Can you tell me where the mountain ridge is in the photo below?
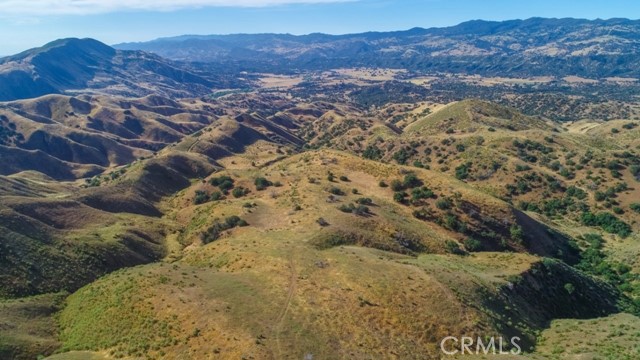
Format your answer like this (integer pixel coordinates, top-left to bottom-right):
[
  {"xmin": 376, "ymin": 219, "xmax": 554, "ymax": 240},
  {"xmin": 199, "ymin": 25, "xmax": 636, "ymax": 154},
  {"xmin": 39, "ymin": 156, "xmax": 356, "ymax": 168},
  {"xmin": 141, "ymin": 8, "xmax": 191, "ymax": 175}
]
[
  {"xmin": 113, "ymin": 17, "xmax": 640, "ymax": 78},
  {"xmin": 0, "ymin": 38, "xmax": 220, "ymax": 102}
]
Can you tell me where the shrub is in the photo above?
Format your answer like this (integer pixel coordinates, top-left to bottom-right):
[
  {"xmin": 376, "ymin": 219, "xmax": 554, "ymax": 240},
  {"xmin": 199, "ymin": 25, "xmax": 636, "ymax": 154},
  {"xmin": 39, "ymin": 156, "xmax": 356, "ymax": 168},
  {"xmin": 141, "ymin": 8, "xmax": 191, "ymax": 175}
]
[
  {"xmin": 255, "ymin": 177, "xmax": 273, "ymax": 191},
  {"xmin": 378, "ymin": 180, "xmax": 388, "ymax": 188},
  {"xmin": 339, "ymin": 175, "xmax": 349, "ymax": 182},
  {"xmin": 390, "ymin": 179, "xmax": 404, "ymax": 192},
  {"xmin": 435, "ymin": 198, "xmax": 452, "ymax": 210},
  {"xmin": 581, "ymin": 211, "xmax": 632, "ymax": 238},
  {"xmin": 328, "ymin": 186, "xmax": 345, "ymax": 196},
  {"xmin": 455, "ymin": 162, "xmax": 472, "ymax": 180},
  {"xmin": 510, "ymin": 224, "xmax": 524, "ymax": 243},
  {"xmin": 218, "ymin": 180, "xmax": 234, "ymax": 192},
  {"xmin": 630, "ymin": 165, "xmax": 640, "ymax": 180},
  {"xmin": 403, "ymin": 173, "xmax": 422, "ymax": 188},
  {"xmin": 411, "ymin": 187, "xmax": 434, "ymax": 201},
  {"xmin": 210, "ymin": 191, "xmax": 223, "ymax": 201},
  {"xmin": 565, "ymin": 186, "xmax": 587, "ymax": 200},
  {"xmin": 209, "ymin": 175, "xmax": 234, "ymax": 187},
  {"xmin": 443, "ymin": 214, "xmax": 461, "ymax": 232},
  {"xmin": 564, "ymin": 283, "xmax": 575, "ymax": 295},
  {"xmin": 394, "ymin": 191, "xmax": 408, "ymax": 203},
  {"xmin": 194, "ymin": 190, "xmax": 210, "ymax": 205},
  {"xmin": 363, "ymin": 145, "xmax": 383, "ymax": 160},
  {"xmin": 463, "ymin": 238, "xmax": 482, "ymax": 252},
  {"xmin": 445, "ymin": 240, "xmax": 464, "ymax": 255},
  {"xmin": 232, "ymin": 187, "xmax": 249, "ymax": 198},
  {"xmin": 356, "ymin": 197, "xmax": 374, "ymax": 205},
  {"xmin": 630, "ymin": 203, "xmax": 640, "ymax": 213},
  {"xmin": 200, "ymin": 216, "xmax": 248, "ymax": 244},
  {"xmin": 316, "ymin": 218, "xmax": 329, "ymax": 226}
]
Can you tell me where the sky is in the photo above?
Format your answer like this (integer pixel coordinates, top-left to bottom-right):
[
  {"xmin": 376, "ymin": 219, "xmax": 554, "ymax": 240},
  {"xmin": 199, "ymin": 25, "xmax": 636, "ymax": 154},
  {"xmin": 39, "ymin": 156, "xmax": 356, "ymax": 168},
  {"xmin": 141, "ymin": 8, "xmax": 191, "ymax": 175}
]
[{"xmin": 0, "ymin": 0, "xmax": 639, "ymax": 55}]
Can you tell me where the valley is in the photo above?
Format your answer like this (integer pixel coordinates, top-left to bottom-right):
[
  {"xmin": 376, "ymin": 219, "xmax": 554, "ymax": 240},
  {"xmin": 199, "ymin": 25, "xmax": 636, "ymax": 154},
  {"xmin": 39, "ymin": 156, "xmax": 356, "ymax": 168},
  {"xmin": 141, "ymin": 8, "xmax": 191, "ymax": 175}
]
[{"xmin": 1, "ymin": 18, "xmax": 640, "ymax": 360}]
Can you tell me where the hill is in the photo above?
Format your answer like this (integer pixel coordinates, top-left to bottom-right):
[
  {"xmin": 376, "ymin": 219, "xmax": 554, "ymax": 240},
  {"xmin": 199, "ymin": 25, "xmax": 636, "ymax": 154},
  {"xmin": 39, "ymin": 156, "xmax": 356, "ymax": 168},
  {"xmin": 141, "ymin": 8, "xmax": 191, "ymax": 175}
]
[
  {"xmin": 0, "ymin": 38, "xmax": 220, "ymax": 101},
  {"xmin": 0, "ymin": 77, "xmax": 639, "ymax": 359},
  {"xmin": 115, "ymin": 18, "xmax": 640, "ymax": 78}
]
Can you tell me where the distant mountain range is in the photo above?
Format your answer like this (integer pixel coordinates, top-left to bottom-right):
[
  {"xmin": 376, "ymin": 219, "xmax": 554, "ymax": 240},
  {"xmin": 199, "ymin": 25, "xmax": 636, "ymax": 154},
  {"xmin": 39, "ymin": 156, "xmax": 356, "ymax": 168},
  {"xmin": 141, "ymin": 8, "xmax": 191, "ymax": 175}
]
[
  {"xmin": 0, "ymin": 38, "xmax": 222, "ymax": 102},
  {"xmin": 115, "ymin": 17, "xmax": 640, "ymax": 78},
  {"xmin": 1, "ymin": 18, "xmax": 639, "ymax": 103}
]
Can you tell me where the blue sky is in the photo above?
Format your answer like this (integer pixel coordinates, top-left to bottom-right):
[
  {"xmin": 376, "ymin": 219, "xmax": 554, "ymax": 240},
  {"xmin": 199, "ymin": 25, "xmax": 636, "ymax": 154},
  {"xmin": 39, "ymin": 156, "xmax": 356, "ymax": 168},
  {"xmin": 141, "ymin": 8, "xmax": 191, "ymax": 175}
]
[{"xmin": 1, "ymin": 0, "xmax": 639, "ymax": 55}]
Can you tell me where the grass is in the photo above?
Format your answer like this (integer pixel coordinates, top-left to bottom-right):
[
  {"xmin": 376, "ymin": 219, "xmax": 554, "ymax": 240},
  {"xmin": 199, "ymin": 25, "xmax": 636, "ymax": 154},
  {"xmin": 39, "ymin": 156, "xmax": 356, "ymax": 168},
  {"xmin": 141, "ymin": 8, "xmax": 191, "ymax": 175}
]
[{"xmin": 534, "ymin": 313, "xmax": 640, "ymax": 359}]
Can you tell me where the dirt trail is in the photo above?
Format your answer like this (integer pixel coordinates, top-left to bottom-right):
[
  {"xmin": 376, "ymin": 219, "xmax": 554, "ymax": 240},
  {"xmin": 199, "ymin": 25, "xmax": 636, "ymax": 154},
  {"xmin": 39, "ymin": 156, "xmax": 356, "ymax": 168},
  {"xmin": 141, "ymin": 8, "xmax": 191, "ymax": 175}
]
[{"xmin": 274, "ymin": 252, "xmax": 297, "ymax": 358}]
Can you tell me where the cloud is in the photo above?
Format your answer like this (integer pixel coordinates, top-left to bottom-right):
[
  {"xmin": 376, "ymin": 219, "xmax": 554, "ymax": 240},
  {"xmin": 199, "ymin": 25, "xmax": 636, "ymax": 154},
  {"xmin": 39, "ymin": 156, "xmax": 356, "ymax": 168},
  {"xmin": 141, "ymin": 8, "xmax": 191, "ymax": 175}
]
[{"xmin": 0, "ymin": 0, "xmax": 353, "ymax": 15}]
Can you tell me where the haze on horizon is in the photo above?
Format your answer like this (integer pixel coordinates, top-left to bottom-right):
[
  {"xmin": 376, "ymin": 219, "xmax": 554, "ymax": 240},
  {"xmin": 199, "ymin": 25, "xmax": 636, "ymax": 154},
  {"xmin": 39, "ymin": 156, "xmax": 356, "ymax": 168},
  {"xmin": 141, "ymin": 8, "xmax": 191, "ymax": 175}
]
[{"xmin": 0, "ymin": 0, "xmax": 639, "ymax": 55}]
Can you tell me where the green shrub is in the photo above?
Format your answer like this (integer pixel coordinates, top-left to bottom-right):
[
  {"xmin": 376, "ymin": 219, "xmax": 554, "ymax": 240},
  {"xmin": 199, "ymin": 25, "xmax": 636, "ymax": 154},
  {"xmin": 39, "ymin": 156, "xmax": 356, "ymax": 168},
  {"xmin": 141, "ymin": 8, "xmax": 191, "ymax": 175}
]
[
  {"xmin": 581, "ymin": 211, "xmax": 632, "ymax": 238},
  {"xmin": 254, "ymin": 177, "xmax": 273, "ymax": 191},
  {"xmin": 200, "ymin": 216, "xmax": 248, "ymax": 244},
  {"xmin": 363, "ymin": 145, "xmax": 383, "ymax": 160},
  {"xmin": 393, "ymin": 191, "xmax": 407, "ymax": 204},
  {"xmin": 510, "ymin": 224, "xmax": 524, "ymax": 242},
  {"xmin": 403, "ymin": 173, "xmax": 422, "ymax": 188},
  {"xmin": 194, "ymin": 190, "xmax": 209, "ymax": 205},
  {"xmin": 411, "ymin": 187, "xmax": 434, "ymax": 201},
  {"xmin": 378, "ymin": 180, "xmax": 388, "ymax": 188},
  {"xmin": 435, "ymin": 198, "xmax": 452, "ymax": 210},
  {"xmin": 390, "ymin": 179, "xmax": 404, "ymax": 192},
  {"xmin": 210, "ymin": 175, "xmax": 234, "ymax": 187},
  {"xmin": 630, "ymin": 203, "xmax": 640, "ymax": 213},
  {"xmin": 445, "ymin": 240, "xmax": 464, "ymax": 255},
  {"xmin": 339, "ymin": 175, "xmax": 349, "ymax": 182},
  {"xmin": 356, "ymin": 198, "xmax": 374, "ymax": 205},
  {"xmin": 463, "ymin": 238, "xmax": 482, "ymax": 252},
  {"xmin": 232, "ymin": 187, "xmax": 249, "ymax": 198},
  {"xmin": 455, "ymin": 162, "xmax": 472, "ymax": 180},
  {"xmin": 210, "ymin": 191, "xmax": 223, "ymax": 201}
]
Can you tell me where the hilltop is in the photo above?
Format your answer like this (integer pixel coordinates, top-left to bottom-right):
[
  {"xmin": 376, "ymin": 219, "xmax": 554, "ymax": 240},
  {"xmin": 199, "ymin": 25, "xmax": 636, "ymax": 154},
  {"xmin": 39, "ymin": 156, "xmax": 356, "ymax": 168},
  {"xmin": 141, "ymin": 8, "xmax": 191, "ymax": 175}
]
[{"xmin": 0, "ymin": 38, "xmax": 241, "ymax": 101}]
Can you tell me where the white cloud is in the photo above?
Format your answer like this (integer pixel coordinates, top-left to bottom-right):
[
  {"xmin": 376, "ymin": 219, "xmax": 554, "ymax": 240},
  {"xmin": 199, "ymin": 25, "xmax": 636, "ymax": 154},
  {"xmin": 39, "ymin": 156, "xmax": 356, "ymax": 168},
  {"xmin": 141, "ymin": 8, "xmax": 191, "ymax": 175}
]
[{"xmin": 0, "ymin": 0, "xmax": 352, "ymax": 15}]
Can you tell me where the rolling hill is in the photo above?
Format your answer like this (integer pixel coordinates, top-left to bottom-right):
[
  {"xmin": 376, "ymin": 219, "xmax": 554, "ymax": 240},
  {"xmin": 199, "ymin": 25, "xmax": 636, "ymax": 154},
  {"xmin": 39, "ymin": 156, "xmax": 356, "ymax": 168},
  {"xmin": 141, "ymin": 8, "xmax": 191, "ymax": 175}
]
[
  {"xmin": 0, "ymin": 38, "xmax": 219, "ymax": 101},
  {"xmin": 1, "ymin": 28, "xmax": 640, "ymax": 360}
]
